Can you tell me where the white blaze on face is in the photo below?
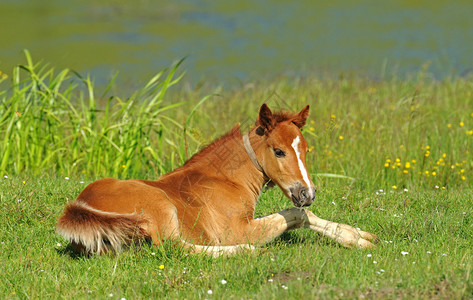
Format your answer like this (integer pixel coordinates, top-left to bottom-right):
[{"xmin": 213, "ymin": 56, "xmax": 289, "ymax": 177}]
[{"xmin": 291, "ymin": 136, "xmax": 313, "ymax": 198}]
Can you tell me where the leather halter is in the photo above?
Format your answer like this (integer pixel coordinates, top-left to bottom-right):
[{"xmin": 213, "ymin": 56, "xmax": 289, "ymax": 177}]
[
  {"xmin": 242, "ymin": 133, "xmax": 264, "ymax": 173},
  {"xmin": 242, "ymin": 133, "xmax": 274, "ymax": 192}
]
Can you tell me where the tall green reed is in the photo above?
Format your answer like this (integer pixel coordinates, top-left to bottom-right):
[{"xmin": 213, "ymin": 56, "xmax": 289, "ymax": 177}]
[{"xmin": 0, "ymin": 51, "xmax": 197, "ymax": 178}]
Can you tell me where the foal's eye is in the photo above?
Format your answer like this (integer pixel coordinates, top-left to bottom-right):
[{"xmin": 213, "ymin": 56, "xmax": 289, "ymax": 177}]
[{"xmin": 273, "ymin": 148, "xmax": 286, "ymax": 158}]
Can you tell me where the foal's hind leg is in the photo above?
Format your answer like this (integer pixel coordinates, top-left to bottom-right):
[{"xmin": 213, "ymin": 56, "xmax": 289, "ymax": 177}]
[
  {"xmin": 146, "ymin": 206, "xmax": 255, "ymax": 257},
  {"xmin": 249, "ymin": 208, "xmax": 377, "ymax": 249},
  {"xmin": 180, "ymin": 241, "xmax": 255, "ymax": 257}
]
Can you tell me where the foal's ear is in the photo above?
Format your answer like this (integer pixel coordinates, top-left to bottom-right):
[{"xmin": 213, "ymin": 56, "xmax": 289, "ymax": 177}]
[
  {"xmin": 292, "ymin": 105, "xmax": 310, "ymax": 128},
  {"xmin": 258, "ymin": 103, "xmax": 276, "ymax": 133}
]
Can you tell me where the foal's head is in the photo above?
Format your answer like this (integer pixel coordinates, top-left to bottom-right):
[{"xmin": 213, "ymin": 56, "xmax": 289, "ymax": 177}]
[{"xmin": 255, "ymin": 104, "xmax": 316, "ymax": 207}]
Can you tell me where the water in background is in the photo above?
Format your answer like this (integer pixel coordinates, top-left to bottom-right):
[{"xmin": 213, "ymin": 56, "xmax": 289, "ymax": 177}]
[{"xmin": 1, "ymin": 0, "xmax": 472, "ymax": 87}]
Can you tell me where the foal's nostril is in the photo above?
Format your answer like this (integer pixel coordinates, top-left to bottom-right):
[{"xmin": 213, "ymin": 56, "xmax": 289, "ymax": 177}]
[
  {"xmin": 300, "ymin": 189, "xmax": 308, "ymax": 200},
  {"xmin": 290, "ymin": 183, "xmax": 315, "ymax": 207}
]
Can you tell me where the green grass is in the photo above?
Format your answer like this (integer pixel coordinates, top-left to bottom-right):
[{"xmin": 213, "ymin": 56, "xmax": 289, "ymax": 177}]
[
  {"xmin": 0, "ymin": 53, "xmax": 472, "ymax": 298},
  {"xmin": 1, "ymin": 176, "xmax": 472, "ymax": 298}
]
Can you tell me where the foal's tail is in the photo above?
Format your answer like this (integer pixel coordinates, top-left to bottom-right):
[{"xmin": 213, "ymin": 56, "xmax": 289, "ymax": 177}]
[{"xmin": 56, "ymin": 201, "xmax": 149, "ymax": 255}]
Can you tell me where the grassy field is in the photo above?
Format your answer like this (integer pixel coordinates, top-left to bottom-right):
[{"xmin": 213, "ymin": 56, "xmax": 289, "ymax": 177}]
[{"xmin": 0, "ymin": 54, "xmax": 472, "ymax": 298}]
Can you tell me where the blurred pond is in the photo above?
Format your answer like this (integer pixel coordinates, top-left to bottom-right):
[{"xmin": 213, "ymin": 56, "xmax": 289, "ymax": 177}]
[{"xmin": 1, "ymin": 0, "xmax": 472, "ymax": 87}]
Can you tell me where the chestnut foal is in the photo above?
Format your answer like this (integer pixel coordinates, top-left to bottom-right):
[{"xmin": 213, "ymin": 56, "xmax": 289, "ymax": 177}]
[{"xmin": 57, "ymin": 104, "xmax": 377, "ymax": 256}]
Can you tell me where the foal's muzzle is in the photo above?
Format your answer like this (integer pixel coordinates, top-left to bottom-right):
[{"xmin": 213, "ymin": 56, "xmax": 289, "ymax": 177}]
[{"xmin": 289, "ymin": 182, "xmax": 316, "ymax": 207}]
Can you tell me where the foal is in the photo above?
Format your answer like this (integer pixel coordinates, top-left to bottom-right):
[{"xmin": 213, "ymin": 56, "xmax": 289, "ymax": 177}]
[{"xmin": 57, "ymin": 104, "xmax": 377, "ymax": 256}]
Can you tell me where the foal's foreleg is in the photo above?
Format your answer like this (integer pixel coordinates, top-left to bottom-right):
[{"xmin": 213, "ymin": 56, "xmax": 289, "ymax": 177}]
[
  {"xmin": 249, "ymin": 208, "xmax": 309, "ymax": 245},
  {"xmin": 300, "ymin": 209, "xmax": 377, "ymax": 248},
  {"xmin": 250, "ymin": 208, "xmax": 377, "ymax": 249}
]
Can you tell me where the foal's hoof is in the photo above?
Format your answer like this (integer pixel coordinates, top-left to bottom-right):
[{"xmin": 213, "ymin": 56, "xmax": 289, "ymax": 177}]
[
  {"xmin": 357, "ymin": 238, "xmax": 376, "ymax": 249},
  {"xmin": 355, "ymin": 230, "xmax": 378, "ymax": 249},
  {"xmin": 358, "ymin": 230, "xmax": 379, "ymax": 243}
]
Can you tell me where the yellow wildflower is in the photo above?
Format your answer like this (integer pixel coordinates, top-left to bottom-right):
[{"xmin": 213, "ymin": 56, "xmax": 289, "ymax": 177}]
[
  {"xmin": 384, "ymin": 163, "xmax": 389, "ymax": 168},
  {"xmin": 392, "ymin": 185, "xmax": 398, "ymax": 189},
  {"xmin": 447, "ymin": 123, "xmax": 452, "ymax": 128},
  {"xmin": 432, "ymin": 171, "xmax": 437, "ymax": 176},
  {"xmin": 22, "ymin": 181, "xmax": 26, "ymax": 184},
  {"xmin": 467, "ymin": 130, "xmax": 473, "ymax": 135},
  {"xmin": 339, "ymin": 136, "xmax": 344, "ymax": 140},
  {"xmin": 461, "ymin": 176, "xmax": 466, "ymax": 181},
  {"xmin": 405, "ymin": 162, "xmax": 411, "ymax": 169},
  {"xmin": 412, "ymin": 159, "xmax": 417, "ymax": 164},
  {"xmin": 403, "ymin": 170, "xmax": 408, "ymax": 174},
  {"xmin": 331, "ymin": 114, "xmax": 336, "ymax": 120},
  {"xmin": 159, "ymin": 265, "xmax": 164, "ymax": 270},
  {"xmin": 460, "ymin": 121, "xmax": 464, "ymax": 127}
]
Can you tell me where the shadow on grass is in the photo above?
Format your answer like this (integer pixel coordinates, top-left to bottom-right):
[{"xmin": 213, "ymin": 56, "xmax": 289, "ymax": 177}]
[
  {"xmin": 269, "ymin": 230, "xmax": 337, "ymax": 247},
  {"xmin": 55, "ymin": 244, "xmax": 88, "ymax": 260},
  {"xmin": 54, "ymin": 238, "xmax": 182, "ymax": 260}
]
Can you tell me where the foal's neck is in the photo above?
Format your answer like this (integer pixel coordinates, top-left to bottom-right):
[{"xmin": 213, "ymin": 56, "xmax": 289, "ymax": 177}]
[{"xmin": 194, "ymin": 129, "xmax": 267, "ymax": 200}]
